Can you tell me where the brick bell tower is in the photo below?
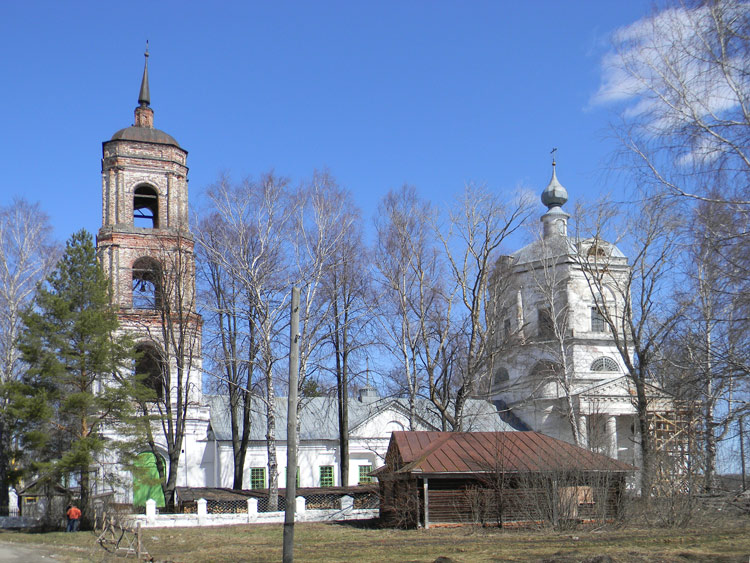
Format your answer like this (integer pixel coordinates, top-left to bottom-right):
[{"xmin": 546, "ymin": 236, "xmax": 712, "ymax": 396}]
[{"xmin": 97, "ymin": 48, "xmax": 202, "ymax": 404}]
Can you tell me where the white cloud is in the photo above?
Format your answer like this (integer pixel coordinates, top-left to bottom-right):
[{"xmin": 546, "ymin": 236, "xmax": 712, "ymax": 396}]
[{"xmin": 592, "ymin": 1, "xmax": 750, "ymax": 166}]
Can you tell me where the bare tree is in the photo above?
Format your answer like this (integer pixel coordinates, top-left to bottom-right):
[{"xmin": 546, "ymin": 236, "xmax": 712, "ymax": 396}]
[
  {"xmin": 0, "ymin": 199, "xmax": 57, "ymax": 515},
  {"xmin": 201, "ymin": 173, "xmax": 294, "ymax": 508},
  {"xmin": 573, "ymin": 193, "xmax": 685, "ymax": 494},
  {"xmin": 196, "ymin": 209, "xmax": 258, "ymax": 489},
  {"xmin": 596, "ymin": 1, "xmax": 750, "ymax": 490},
  {"xmin": 527, "ymin": 233, "xmax": 583, "ymax": 446},
  {"xmin": 131, "ymin": 225, "xmax": 202, "ymax": 511},
  {"xmin": 290, "ymin": 172, "xmax": 354, "ymax": 403},
  {"xmin": 663, "ymin": 197, "xmax": 750, "ymax": 491},
  {"xmin": 321, "ymin": 203, "xmax": 371, "ymax": 487},
  {"xmin": 434, "ymin": 184, "xmax": 532, "ymax": 430},
  {"xmin": 374, "ymin": 186, "xmax": 441, "ymax": 429},
  {"xmin": 291, "ymin": 171, "xmax": 374, "ymax": 488},
  {"xmin": 596, "ymin": 0, "xmax": 750, "ymax": 206}
]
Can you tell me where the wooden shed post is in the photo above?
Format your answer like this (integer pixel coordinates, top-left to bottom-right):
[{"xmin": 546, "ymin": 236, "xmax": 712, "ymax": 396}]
[{"xmin": 423, "ymin": 477, "xmax": 429, "ymax": 529}]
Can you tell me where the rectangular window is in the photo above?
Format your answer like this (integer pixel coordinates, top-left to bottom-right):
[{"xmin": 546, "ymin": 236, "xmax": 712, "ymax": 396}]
[
  {"xmin": 538, "ymin": 308, "xmax": 554, "ymax": 338},
  {"xmin": 358, "ymin": 465, "xmax": 373, "ymax": 484},
  {"xmin": 250, "ymin": 467, "xmax": 266, "ymax": 489},
  {"xmin": 319, "ymin": 465, "xmax": 334, "ymax": 487},
  {"xmin": 591, "ymin": 307, "xmax": 606, "ymax": 332}
]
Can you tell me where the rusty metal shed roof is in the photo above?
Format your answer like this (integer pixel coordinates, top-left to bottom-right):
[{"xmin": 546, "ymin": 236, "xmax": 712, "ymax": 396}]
[{"xmin": 385, "ymin": 431, "xmax": 635, "ymax": 475}]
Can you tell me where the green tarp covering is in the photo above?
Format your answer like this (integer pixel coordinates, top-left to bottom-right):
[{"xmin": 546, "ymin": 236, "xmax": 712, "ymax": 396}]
[{"xmin": 133, "ymin": 452, "xmax": 166, "ymax": 508}]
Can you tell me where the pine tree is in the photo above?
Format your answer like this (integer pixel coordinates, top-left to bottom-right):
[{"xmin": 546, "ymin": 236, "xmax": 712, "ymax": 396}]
[{"xmin": 18, "ymin": 230, "xmax": 133, "ymax": 526}]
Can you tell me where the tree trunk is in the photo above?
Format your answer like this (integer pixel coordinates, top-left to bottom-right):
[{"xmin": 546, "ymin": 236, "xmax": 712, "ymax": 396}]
[
  {"xmin": 80, "ymin": 466, "xmax": 90, "ymax": 529},
  {"xmin": 266, "ymin": 365, "xmax": 278, "ymax": 510},
  {"xmin": 0, "ymin": 418, "xmax": 9, "ymax": 516}
]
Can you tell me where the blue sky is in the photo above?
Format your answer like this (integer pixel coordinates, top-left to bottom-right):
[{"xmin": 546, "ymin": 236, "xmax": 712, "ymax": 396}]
[{"xmin": 0, "ymin": 1, "xmax": 650, "ymax": 242}]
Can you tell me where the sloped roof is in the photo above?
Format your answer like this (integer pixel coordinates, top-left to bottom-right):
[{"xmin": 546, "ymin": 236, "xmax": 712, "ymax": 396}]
[
  {"xmin": 384, "ymin": 431, "xmax": 635, "ymax": 475},
  {"xmin": 109, "ymin": 126, "xmax": 181, "ymax": 147},
  {"xmin": 205, "ymin": 395, "xmax": 513, "ymax": 442},
  {"xmin": 511, "ymin": 236, "xmax": 627, "ymax": 266}
]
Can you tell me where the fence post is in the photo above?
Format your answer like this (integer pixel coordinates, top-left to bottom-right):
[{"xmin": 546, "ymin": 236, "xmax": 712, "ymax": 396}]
[
  {"xmin": 197, "ymin": 498, "xmax": 207, "ymax": 517},
  {"xmin": 145, "ymin": 499, "xmax": 156, "ymax": 520},
  {"xmin": 137, "ymin": 521, "xmax": 142, "ymax": 558},
  {"xmin": 247, "ymin": 498, "xmax": 258, "ymax": 523},
  {"xmin": 295, "ymin": 496, "xmax": 306, "ymax": 514},
  {"xmin": 340, "ymin": 495, "xmax": 354, "ymax": 511}
]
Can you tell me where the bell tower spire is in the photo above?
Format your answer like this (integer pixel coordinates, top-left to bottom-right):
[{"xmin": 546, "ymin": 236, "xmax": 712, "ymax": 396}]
[{"xmin": 134, "ymin": 43, "xmax": 154, "ymax": 129}]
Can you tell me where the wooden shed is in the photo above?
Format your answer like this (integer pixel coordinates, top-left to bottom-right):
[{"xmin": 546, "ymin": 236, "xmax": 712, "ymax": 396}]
[{"xmin": 375, "ymin": 431, "xmax": 635, "ymax": 528}]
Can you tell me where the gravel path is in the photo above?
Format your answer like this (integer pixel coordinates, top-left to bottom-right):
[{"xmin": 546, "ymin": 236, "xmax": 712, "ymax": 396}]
[{"xmin": 0, "ymin": 542, "xmax": 59, "ymax": 562}]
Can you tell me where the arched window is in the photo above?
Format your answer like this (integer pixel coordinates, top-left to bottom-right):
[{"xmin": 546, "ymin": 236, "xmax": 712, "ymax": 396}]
[
  {"xmin": 135, "ymin": 342, "xmax": 165, "ymax": 401},
  {"xmin": 132, "ymin": 257, "xmax": 162, "ymax": 309},
  {"xmin": 134, "ymin": 185, "xmax": 159, "ymax": 228},
  {"xmin": 493, "ymin": 367, "xmax": 509, "ymax": 388},
  {"xmin": 587, "ymin": 243, "xmax": 607, "ymax": 257},
  {"xmin": 384, "ymin": 420, "xmax": 405, "ymax": 433},
  {"xmin": 530, "ymin": 360, "xmax": 562, "ymax": 379},
  {"xmin": 590, "ymin": 357, "xmax": 619, "ymax": 372}
]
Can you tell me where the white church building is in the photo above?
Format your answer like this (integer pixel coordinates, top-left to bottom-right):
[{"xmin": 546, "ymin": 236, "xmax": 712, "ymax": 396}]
[
  {"xmin": 94, "ymin": 53, "xmax": 511, "ymax": 507},
  {"xmin": 484, "ymin": 163, "xmax": 677, "ymax": 471},
  {"xmin": 84, "ymin": 53, "xmax": 687, "ymax": 509}
]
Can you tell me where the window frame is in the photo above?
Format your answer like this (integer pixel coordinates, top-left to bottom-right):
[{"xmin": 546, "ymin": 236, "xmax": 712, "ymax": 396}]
[
  {"xmin": 590, "ymin": 307, "xmax": 607, "ymax": 333},
  {"xmin": 319, "ymin": 465, "xmax": 334, "ymax": 488},
  {"xmin": 358, "ymin": 464, "xmax": 373, "ymax": 485},
  {"xmin": 250, "ymin": 467, "xmax": 266, "ymax": 490},
  {"xmin": 590, "ymin": 356, "xmax": 619, "ymax": 372}
]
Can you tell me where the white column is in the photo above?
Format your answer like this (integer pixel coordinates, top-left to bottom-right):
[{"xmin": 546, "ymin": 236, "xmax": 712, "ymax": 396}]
[
  {"xmin": 197, "ymin": 498, "xmax": 207, "ymax": 517},
  {"xmin": 606, "ymin": 416, "xmax": 617, "ymax": 459},
  {"xmin": 578, "ymin": 414, "xmax": 588, "ymax": 448},
  {"xmin": 423, "ymin": 478, "xmax": 430, "ymax": 530}
]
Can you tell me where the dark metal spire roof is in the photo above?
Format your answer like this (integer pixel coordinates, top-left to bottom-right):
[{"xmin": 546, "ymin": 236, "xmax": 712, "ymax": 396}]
[
  {"xmin": 107, "ymin": 44, "xmax": 182, "ymax": 148},
  {"xmin": 138, "ymin": 43, "xmax": 150, "ymax": 107}
]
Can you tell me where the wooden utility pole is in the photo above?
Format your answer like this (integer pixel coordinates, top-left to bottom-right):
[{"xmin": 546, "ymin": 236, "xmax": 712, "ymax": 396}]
[
  {"xmin": 740, "ymin": 415, "xmax": 746, "ymax": 491},
  {"xmin": 283, "ymin": 287, "xmax": 300, "ymax": 563}
]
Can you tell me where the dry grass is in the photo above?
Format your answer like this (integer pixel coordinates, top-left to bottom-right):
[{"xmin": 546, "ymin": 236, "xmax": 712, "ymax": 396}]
[{"xmin": 0, "ymin": 519, "xmax": 749, "ymax": 562}]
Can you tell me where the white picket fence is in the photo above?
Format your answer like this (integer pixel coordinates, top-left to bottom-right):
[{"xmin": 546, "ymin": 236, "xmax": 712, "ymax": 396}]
[{"xmin": 128, "ymin": 496, "xmax": 378, "ymax": 528}]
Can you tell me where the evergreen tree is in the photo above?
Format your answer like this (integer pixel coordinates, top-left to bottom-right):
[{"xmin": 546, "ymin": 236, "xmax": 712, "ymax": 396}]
[{"xmin": 18, "ymin": 230, "xmax": 133, "ymax": 525}]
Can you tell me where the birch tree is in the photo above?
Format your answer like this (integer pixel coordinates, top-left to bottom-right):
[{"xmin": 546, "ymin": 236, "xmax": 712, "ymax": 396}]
[
  {"xmin": 435, "ymin": 184, "xmax": 532, "ymax": 430},
  {"xmin": 374, "ymin": 186, "xmax": 440, "ymax": 429},
  {"xmin": 201, "ymin": 173, "xmax": 294, "ymax": 508},
  {"xmin": 573, "ymin": 193, "xmax": 685, "ymax": 494},
  {"xmin": 0, "ymin": 199, "xmax": 57, "ymax": 515}
]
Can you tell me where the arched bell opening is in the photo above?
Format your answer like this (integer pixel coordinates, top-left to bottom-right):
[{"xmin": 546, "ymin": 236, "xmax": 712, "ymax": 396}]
[
  {"xmin": 132, "ymin": 257, "xmax": 162, "ymax": 309},
  {"xmin": 135, "ymin": 341, "xmax": 166, "ymax": 402},
  {"xmin": 133, "ymin": 185, "xmax": 159, "ymax": 229}
]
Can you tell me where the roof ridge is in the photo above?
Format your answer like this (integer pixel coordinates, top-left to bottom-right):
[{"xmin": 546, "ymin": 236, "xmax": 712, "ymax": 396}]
[{"xmin": 401, "ymin": 432, "xmax": 455, "ymax": 471}]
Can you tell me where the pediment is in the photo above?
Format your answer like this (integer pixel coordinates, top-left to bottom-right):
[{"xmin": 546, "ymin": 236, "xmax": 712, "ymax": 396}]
[{"xmin": 575, "ymin": 376, "xmax": 671, "ymax": 401}]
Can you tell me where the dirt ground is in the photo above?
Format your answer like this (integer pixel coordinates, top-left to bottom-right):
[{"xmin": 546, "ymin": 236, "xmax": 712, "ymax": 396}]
[{"xmin": 1, "ymin": 519, "xmax": 748, "ymax": 562}]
